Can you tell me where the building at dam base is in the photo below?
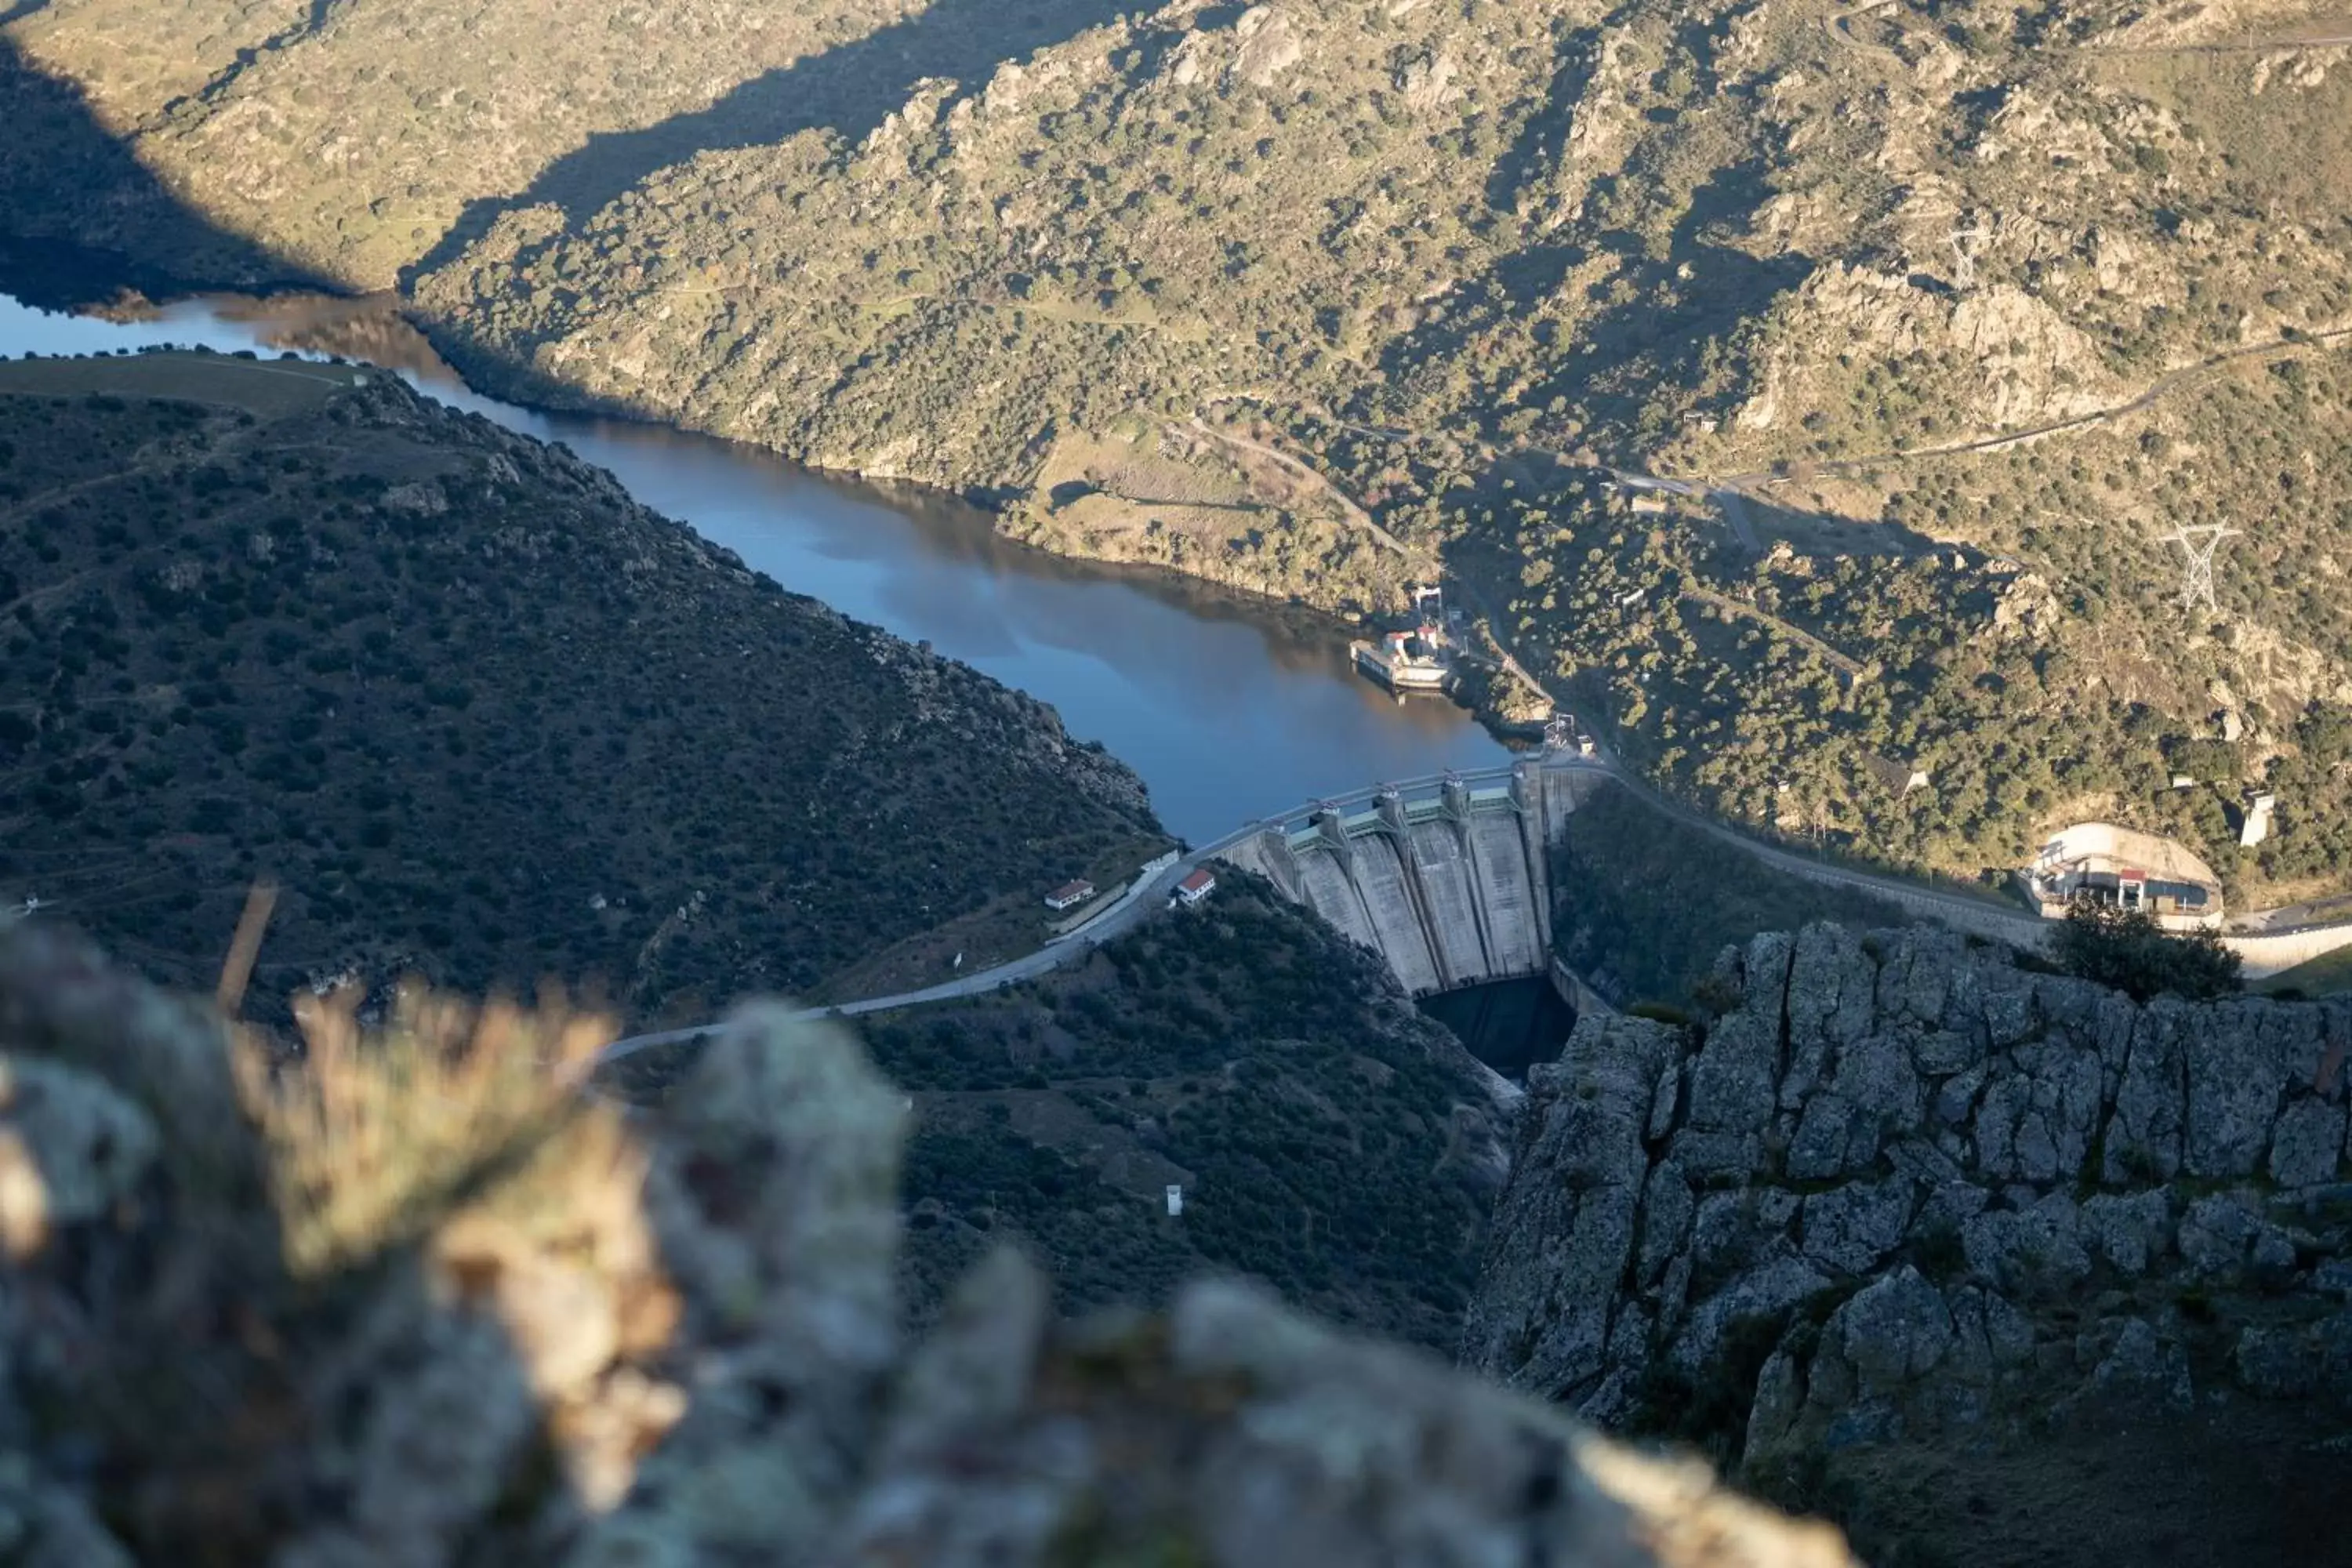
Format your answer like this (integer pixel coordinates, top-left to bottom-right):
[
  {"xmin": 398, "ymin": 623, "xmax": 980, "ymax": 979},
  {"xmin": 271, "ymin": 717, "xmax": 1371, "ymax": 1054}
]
[{"xmin": 1215, "ymin": 760, "xmax": 1609, "ymax": 999}]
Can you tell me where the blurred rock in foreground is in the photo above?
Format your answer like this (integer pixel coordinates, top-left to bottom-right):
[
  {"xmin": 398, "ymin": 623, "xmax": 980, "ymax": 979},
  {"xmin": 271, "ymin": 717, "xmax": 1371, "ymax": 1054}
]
[{"xmin": 0, "ymin": 916, "xmax": 1853, "ymax": 1566}]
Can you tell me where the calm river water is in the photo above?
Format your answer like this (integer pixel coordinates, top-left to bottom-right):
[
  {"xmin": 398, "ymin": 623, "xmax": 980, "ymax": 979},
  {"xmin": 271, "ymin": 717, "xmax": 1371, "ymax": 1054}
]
[{"xmin": 0, "ymin": 292, "xmax": 1509, "ymax": 843}]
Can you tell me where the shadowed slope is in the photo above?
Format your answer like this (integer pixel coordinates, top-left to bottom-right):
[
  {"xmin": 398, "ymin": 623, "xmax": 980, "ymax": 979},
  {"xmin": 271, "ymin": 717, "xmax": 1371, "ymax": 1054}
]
[
  {"xmin": 0, "ymin": 37, "xmax": 317, "ymax": 305},
  {"xmin": 404, "ymin": 0, "xmax": 1138, "ymax": 285}
]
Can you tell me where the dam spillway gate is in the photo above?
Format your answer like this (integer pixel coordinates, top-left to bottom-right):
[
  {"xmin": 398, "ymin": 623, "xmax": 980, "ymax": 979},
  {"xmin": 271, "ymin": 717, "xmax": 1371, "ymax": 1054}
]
[{"xmin": 1216, "ymin": 760, "xmax": 1603, "ymax": 997}]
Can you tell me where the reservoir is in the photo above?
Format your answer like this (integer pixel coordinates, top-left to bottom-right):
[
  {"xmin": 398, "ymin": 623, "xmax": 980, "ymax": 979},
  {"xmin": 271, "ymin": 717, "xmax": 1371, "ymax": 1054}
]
[{"xmin": 0, "ymin": 291, "xmax": 1511, "ymax": 846}]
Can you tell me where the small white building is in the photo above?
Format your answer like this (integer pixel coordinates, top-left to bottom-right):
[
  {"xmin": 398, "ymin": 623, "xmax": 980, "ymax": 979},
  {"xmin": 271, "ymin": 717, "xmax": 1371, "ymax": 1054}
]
[
  {"xmin": 1044, "ymin": 879, "xmax": 1096, "ymax": 913},
  {"xmin": 2241, "ymin": 792, "xmax": 2277, "ymax": 848},
  {"xmin": 1165, "ymin": 1185, "xmax": 1185, "ymax": 1218},
  {"xmin": 1175, "ymin": 868, "xmax": 1218, "ymax": 906},
  {"xmin": 2018, "ymin": 822, "xmax": 2224, "ymax": 928}
]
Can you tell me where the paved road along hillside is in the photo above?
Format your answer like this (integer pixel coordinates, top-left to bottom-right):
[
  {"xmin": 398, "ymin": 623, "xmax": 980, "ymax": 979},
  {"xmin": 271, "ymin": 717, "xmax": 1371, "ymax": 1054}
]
[{"xmin": 597, "ymin": 752, "xmax": 2060, "ymax": 1064}]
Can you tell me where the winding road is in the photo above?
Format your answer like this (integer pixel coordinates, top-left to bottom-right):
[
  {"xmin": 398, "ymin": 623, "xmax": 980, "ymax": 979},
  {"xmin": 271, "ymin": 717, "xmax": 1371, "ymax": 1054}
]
[
  {"xmin": 1185, "ymin": 415, "xmax": 1414, "ymax": 555},
  {"xmin": 603, "ymin": 822, "xmax": 1255, "ymax": 1062},
  {"xmin": 595, "ymin": 741, "xmax": 2064, "ymax": 1065}
]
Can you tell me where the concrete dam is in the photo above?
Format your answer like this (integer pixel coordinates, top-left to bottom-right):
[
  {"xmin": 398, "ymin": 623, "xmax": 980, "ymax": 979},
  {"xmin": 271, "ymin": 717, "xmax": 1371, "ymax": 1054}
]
[{"xmin": 1216, "ymin": 760, "xmax": 1610, "ymax": 997}]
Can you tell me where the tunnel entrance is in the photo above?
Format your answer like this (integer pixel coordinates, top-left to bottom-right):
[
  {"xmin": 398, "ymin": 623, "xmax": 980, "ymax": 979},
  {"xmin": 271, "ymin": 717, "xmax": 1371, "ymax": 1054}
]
[{"xmin": 1418, "ymin": 975, "xmax": 1575, "ymax": 1081}]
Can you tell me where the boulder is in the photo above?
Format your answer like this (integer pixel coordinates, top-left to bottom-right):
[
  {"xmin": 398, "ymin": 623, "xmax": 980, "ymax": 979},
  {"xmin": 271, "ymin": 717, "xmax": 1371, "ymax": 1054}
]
[
  {"xmin": 2105, "ymin": 1007, "xmax": 2190, "ymax": 1182},
  {"xmin": 2176, "ymin": 1192, "xmax": 2263, "ymax": 1283},
  {"xmin": 1961, "ymin": 1193, "xmax": 2089, "ymax": 1296},
  {"xmin": 2269, "ymin": 1096, "xmax": 2347, "ymax": 1189},
  {"xmin": 1668, "ymin": 1251, "xmax": 1834, "ymax": 1374},
  {"xmin": 1872, "ymin": 927, "xmax": 1965, "ymax": 1025},
  {"xmin": 2182, "ymin": 1001, "xmax": 2292, "ymax": 1178},
  {"xmin": 1828, "ymin": 1267, "xmax": 1954, "ymax": 1392},
  {"xmin": 1886, "ymin": 1139, "xmax": 1965, "ymax": 1189},
  {"xmin": 1787, "ymin": 1036, "xmax": 1923, "ymax": 1179},
  {"xmin": 0, "ymin": 1055, "xmax": 159, "ymax": 1256},
  {"xmin": 1915, "ymin": 1180, "xmax": 1991, "ymax": 1236},
  {"xmin": 2079, "ymin": 1189, "xmax": 2172, "ymax": 1276},
  {"xmin": 1780, "ymin": 924, "xmax": 1880, "ymax": 1110},
  {"xmin": 1942, "ymin": 1284, "xmax": 2035, "ymax": 1384},
  {"xmin": 1801, "ymin": 1178, "xmax": 1917, "ymax": 1276},
  {"xmin": 1971, "ymin": 1043, "xmax": 2101, "ymax": 1184},
  {"xmin": 1666, "ymin": 1128, "xmax": 1763, "ymax": 1181},
  {"xmin": 1785, "ymin": 1093, "xmax": 1859, "ymax": 1181},
  {"xmin": 1688, "ymin": 1011, "xmax": 1782, "ymax": 1135},
  {"xmin": 1910, "ymin": 1029, "xmax": 1982, "ymax": 1076},
  {"xmin": 1930, "ymin": 1062, "xmax": 1987, "ymax": 1130},
  {"xmin": 1824, "ymin": 1033, "xmax": 1925, "ymax": 1173},
  {"xmin": 1974, "ymin": 964, "xmax": 2039, "ymax": 1051},
  {"xmin": 1690, "ymin": 1190, "xmax": 1789, "ymax": 1296},
  {"xmin": 1636, "ymin": 1163, "xmax": 1696, "ymax": 1290},
  {"xmin": 2252, "ymin": 1225, "xmax": 2300, "ymax": 1282}
]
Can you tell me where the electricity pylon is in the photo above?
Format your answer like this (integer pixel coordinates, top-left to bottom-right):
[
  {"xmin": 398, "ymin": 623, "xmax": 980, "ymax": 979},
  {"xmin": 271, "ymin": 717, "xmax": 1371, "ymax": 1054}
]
[{"xmin": 2161, "ymin": 524, "xmax": 2240, "ymax": 613}]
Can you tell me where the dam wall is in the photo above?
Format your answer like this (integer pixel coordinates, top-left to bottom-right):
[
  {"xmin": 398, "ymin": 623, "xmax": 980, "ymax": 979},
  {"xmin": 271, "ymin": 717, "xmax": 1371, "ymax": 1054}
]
[
  {"xmin": 1218, "ymin": 759, "xmax": 1610, "ymax": 998},
  {"xmin": 2226, "ymin": 922, "xmax": 2352, "ymax": 981}
]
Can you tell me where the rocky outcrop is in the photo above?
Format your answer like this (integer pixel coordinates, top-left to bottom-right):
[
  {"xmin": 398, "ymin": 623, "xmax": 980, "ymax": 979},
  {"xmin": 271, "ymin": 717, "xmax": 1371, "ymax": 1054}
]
[
  {"xmin": 1465, "ymin": 922, "xmax": 2352, "ymax": 1457},
  {"xmin": 0, "ymin": 918, "xmax": 1859, "ymax": 1566}
]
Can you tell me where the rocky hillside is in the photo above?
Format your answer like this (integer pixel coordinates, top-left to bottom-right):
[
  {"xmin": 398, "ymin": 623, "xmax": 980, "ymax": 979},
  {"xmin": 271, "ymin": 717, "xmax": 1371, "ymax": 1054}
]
[
  {"xmin": 405, "ymin": 0, "xmax": 2350, "ymax": 904},
  {"xmin": 606, "ymin": 875, "xmax": 1514, "ymax": 1351},
  {"xmin": 10, "ymin": 0, "xmax": 2352, "ymax": 893},
  {"xmin": 0, "ymin": 350, "xmax": 1163, "ymax": 1026},
  {"xmin": 1465, "ymin": 919, "xmax": 2352, "ymax": 1565},
  {"xmin": 0, "ymin": 915, "xmax": 1859, "ymax": 1566},
  {"xmin": 0, "ymin": 0, "xmax": 946, "ymax": 289}
]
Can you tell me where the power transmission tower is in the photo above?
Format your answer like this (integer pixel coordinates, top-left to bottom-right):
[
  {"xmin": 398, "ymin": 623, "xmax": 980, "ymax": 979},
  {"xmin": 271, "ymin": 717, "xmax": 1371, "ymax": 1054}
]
[
  {"xmin": 2161, "ymin": 524, "xmax": 2241, "ymax": 613},
  {"xmin": 1948, "ymin": 216, "xmax": 1991, "ymax": 292}
]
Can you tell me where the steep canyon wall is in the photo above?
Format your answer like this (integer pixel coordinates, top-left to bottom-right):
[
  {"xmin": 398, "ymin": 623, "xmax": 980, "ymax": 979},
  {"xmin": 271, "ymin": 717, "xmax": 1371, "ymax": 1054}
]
[{"xmin": 1465, "ymin": 922, "xmax": 2352, "ymax": 1447}]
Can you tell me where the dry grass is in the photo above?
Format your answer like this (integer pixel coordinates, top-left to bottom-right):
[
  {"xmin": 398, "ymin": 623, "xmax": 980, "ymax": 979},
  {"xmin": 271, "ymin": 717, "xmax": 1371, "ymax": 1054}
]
[
  {"xmin": 0, "ymin": 350, "xmax": 364, "ymax": 416},
  {"xmin": 232, "ymin": 982, "xmax": 615, "ymax": 1277}
]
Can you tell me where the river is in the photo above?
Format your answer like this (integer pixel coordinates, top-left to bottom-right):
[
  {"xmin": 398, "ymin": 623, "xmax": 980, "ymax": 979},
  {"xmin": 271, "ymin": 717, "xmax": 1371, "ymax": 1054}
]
[{"xmin": 0, "ymin": 290, "xmax": 1510, "ymax": 844}]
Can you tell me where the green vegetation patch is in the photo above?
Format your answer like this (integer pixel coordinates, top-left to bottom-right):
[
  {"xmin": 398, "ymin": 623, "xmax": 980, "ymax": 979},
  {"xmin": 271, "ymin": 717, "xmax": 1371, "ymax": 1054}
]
[
  {"xmin": 1552, "ymin": 781, "xmax": 1908, "ymax": 1008},
  {"xmin": 0, "ymin": 354, "xmax": 1163, "ymax": 1026},
  {"xmin": 2049, "ymin": 902, "xmax": 2241, "ymax": 1002},
  {"xmin": 607, "ymin": 877, "xmax": 1503, "ymax": 1350}
]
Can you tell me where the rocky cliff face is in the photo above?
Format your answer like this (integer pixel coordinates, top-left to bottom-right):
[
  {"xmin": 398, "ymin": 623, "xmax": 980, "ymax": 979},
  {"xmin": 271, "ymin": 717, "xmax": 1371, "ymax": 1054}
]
[
  {"xmin": 1464, "ymin": 921, "xmax": 2352, "ymax": 1559},
  {"xmin": 0, "ymin": 917, "xmax": 1857, "ymax": 1567}
]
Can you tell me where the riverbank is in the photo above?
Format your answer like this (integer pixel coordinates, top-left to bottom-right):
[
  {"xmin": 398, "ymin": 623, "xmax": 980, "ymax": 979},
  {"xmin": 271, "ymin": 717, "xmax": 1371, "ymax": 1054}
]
[
  {"xmin": 0, "ymin": 286, "xmax": 1515, "ymax": 846},
  {"xmin": 0, "ymin": 229, "xmax": 1551, "ymax": 752}
]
